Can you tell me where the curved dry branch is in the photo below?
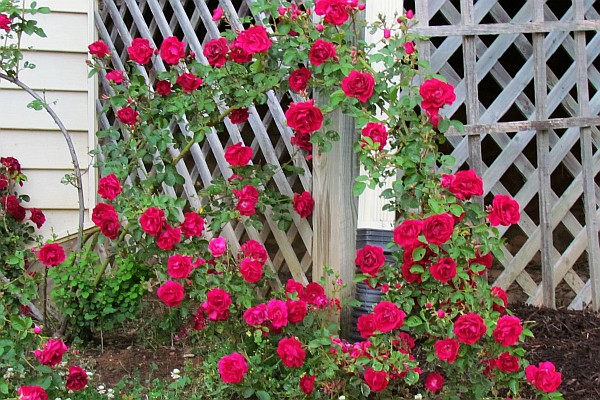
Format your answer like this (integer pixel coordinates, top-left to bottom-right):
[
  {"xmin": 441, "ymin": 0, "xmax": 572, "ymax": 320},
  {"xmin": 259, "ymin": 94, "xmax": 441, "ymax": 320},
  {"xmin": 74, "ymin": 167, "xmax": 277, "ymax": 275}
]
[{"xmin": 0, "ymin": 72, "xmax": 85, "ymax": 250}]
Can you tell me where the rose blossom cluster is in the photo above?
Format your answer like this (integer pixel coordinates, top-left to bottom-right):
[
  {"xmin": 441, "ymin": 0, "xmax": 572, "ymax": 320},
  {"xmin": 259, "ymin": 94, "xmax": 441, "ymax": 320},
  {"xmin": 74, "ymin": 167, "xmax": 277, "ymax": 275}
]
[
  {"xmin": 20, "ymin": 338, "xmax": 89, "ymax": 398},
  {"xmin": 1, "ymin": 156, "xmax": 46, "ymax": 228}
]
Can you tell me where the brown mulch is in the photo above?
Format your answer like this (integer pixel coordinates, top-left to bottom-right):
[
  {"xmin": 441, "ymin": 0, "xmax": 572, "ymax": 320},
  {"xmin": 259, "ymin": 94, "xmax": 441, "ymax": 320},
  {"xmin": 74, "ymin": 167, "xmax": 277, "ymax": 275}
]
[
  {"xmin": 85, "ymin": 305, "xmax": 600, "ymax": 399},
  {"xmin": 512, "ymin": 303, "xmax": 600, "ymax": 399}
]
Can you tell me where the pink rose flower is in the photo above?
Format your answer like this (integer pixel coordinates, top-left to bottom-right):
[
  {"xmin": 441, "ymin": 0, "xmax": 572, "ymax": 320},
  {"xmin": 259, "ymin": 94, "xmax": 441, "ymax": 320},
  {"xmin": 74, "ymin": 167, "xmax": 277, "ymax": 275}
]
[
  {"xmin": 218, "ymin": 353, "xmax": 248, "ymax": 384},
  {"xmin": 159, "ymin": 36, "xmax": 186, "ymax": 65},
  {"xmin": 128, "ymin": 38, "xmax": 154, "ymax": 65},
  {"xmin": 157, "ymin": 280, "xmax": 185, "ymax": 307},
  {"xmin": 208, "ymin": 237, "xmax": 227, "ymax": 257}
]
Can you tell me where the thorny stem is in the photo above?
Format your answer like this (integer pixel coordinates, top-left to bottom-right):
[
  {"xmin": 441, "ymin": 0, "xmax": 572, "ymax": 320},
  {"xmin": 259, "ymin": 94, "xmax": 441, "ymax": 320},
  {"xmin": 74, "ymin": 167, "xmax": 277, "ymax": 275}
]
[{"xmin": 93, "ymin": 222, "xmax": 130, "ymax": 287}]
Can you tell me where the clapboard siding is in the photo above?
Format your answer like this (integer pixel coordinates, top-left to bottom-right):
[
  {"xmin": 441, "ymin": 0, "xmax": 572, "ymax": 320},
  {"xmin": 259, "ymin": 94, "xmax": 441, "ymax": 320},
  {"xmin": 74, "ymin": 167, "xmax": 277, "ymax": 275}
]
[
  {"xmin": 0, "ymin": 52, "xmax": 89, "ymax": 91},
  {"xmin": 18, "ymin": 169, "xmax": 90, "ymax": 210},
  {"xmin": 0, "ymin": 89, "xmax": 88, "ymax": 131},
  {"xmin": 0, "ymin": 130, "xmax": 90, "ymax": 169},
  {"xmin": 1, "ymin": 0, "xmax": 94, "ymax": 240},
  {"xmin": 20, "ymin": 12, "xmax": 89, "ymax": 53}
]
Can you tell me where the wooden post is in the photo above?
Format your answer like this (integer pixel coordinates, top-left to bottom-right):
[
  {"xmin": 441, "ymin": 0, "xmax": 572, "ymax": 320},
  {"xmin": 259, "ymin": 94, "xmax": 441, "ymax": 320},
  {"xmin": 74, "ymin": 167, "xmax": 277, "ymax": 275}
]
[
  {"xmin": 533, "ymin": 0, "xmax": 555, "ymax": 309},
  {"xmin": 574, "ymin": 0, "xmax": 600, "ymax": 311},
  {"xmin": 312, "ymin": 105, "xmax": 359, "ymax": 336}
]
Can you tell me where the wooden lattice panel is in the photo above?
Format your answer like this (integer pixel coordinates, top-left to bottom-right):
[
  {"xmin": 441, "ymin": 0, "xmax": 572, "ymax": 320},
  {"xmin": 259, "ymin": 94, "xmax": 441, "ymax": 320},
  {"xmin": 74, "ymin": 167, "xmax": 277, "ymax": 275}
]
[
  {"xmin": 408, "ymin": 0, "xmax": 600, "ymax": 309},
  {"xmin": 95, "ymin": 0, "xmax": 313, "ymax": 287}
]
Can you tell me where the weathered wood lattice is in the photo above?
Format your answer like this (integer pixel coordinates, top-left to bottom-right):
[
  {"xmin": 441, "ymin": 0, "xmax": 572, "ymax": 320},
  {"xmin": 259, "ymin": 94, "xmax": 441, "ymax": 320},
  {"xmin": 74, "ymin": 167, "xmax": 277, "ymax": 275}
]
[
  {"xmin": 408, "ymin": 0, "xmax": 600, "ymax": 309},
  {"xmin": 95, "ymin": 0, "xmax": 313, "ymax": 288}
]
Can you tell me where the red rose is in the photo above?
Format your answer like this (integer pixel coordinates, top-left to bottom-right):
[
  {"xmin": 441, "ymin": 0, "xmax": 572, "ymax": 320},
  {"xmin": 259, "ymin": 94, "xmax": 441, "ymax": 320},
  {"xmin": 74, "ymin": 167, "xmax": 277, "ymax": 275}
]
[
  {"xmin": 448, "ymin": 170, "xmax": 483, "ymax": 200},
  {"xmin": 301, "ymin": 282, "xmax": 326, "ymax": 306},
  {"xmin": 212, "ymin": 7, "xmax": 223, "ymax": 21},
  {"xmin": 224, "ymin": 142, "xmax": 253, "ymax": 166},
  {"xmin": 65, "ymin": 365, "xmax": 88, "ymax": 391},
  {"xmin": 373, "ymin": 301, "xmax": 405, "ymax": 332},
  {"xmin": 419, "ymin": 78, "xmax": 456, "ymax": 115},
  {"xmin": 176, "ymin": 72, "xmax": 202, "ymax": 93},
  {"xmin": 167, "ymin": 254, "xmax": 193, "ymax": 279},
  {"xmin": 315, "ymin": 0, "xmax": 351, "ymax": 25},
  {"xmin": 157, "ymin": 280, "xmax": 184, "ymax": 307},
  {"xmin": 285, "ymin": 279, "xmax": 304, "ymax": 299},
  {"xmin": 160, "ymin": 36, "xmax": 186, "ymax": 65},
  {"xmin": 469, "ymin": 248, "xmax": 493, "ymax": 275},
  {"xmin": 229, "ymin": 108, "xmax": 250, "ymax": 124},
  {"xmin": 393, "ymin": 219, "xmax": 424, "ymax": 248},
  {"xmin": 525, "ymin": 362, "xmax": 562, "ymax": 393},
  {"xmin": 285, "ymin": 100, "xmax": 324, "ymax": 134},
  {"xmin": 394, "ymin": 332, "xmax": 416, "ymax": 353},
  {"xmin": 218, "ymin": 353, "xmax": 248, "ymax": 384},
  {"xmin": 37, "ymin": 243, "xmax": 66, "ymax": 267},
  {"xmin": 117, "ymin": 106, "xmax": 139, "ymax": 126},
  {"xmin": 202, "ymin": 288, "xmax": 232, "ymax": 321},
  {"xmin": 98, "ymin": 173, "xmax": 122, "ymax": 201},
  {"xmin": 404, "ymin": 41, "xmax": 415, "ymax": 54},
  {"xmin": 289, "ymin": 67, "xmax": 312, "ymax": 92},
  {"xmin": 493, "ymin": 315, "xmax": 523, "ymax": 346},
  {"xmin": 34, "ymin": 338, "xmax": 68, "ymax": 367},
  {"xmin": 277, "ymin": 337, "xmax": 305, "ymax": 368},
  {"xmin": 430, "ymin": 257, "xmax": 457, "ymax": 283},
  {"xmin": 491, "ymin": 286, "xmax": 508, "ymax": 314},
  {"xmin": 361, "ymin": 122, "xmax": 388, "ymax": 150},
  {"xmin": 357, "ymin": 314, "xmax": 376, "ymax": 338},
  {"xmin": 239, "ymin": 257, "xmax": 263, "ymax": 283},
  {"xmin": 453, "ymin": 313, "xmax": 487, "ymax": 344},
  {"xmin": 267, "ymin": 299, "xmax": 288, "ymax": 329},
  {"xmin": 229, "ymin": 42, "xmax": 252, "ymax": 63},
  {"xmin": 106, "ymin": 70, "xmax": 124, "ymax": 84},
  {"xmin": 29, "ymin": 208, "xmax": 46, "ymax": 229},
  {"xmin": 342, "ymin": 70, "xmax": 375, "ymax": 102},
  {"xmin": 156, "ymin": 226, "xmax": 181, "ymax": 250},
  {"xmin": 355, "ymin": 245, "xmax": 385, "ymax": 277},
  {"xmin": 423, "ymin": 213, "xmax": 454, "ymax": 245},
  {"xmin": 425, "ymin": 372, "xmax": 445, "ymax": 392},
  {"xmin": 88, "ymin": 40, "xmax": 110, "ymax": 57},
  {"xmin": 291, "ymin": 131, "xmax": 312, "ymax": 153},
  {"xmin": 155, "ymin": 80, "xmax": 172, "ymax": 95},
  {"xmin": 91, "ymin": 203, "xmax": 120, "ymax": 240},
  {"xmin": 0, "ymin": 174, "xmax": 7, "ymax": 190},
  {"xmin": 203, "ymin": 37, "xmax": 228, "ymax": 67},
  {"xmin": 233, "ymin": 185, "xmax": 259, "ymax": 216},
  {"xmin": 2, "ymin": 195, "xmax": 25, "ymax": 221},
  {"xmin": 17, "ymin": 386, "xmax": 48, "ymax": 400},
  {"xmin": 0, "ymin": 14, "xmax": 12, "ymax": 32},
  {"xmin": 235, "ymin": 25, "xmax": 272, "ymax": 54},
  {"xmin": 180, "ymin": 212, "xmax": 204, "ymax": 237},
  {"xmin": 293, "ymin": 191, "xmax": 314, "ymax": 218},
  {"xmin": 496, "ymin": 352, "xmax": 520, "ymax": 373},
  {"xmin": 240, "ymin": 240, "xmax": 268, "ymax": 265},
  {"xmin": 402, "ymin": 260, "xmax": 422, "ymax": 284},
  {"xmin": 127, "ymin": 38, "xmax": 153, "ymax": 64},
  {"xmin": 208, "ymin": 237, "xmax": 227, "ymax": 257},
  {"xmin": 364, "ymin": 368, "xmax": 389, "ymax": 392},
  {"xmin": 309, "ymin": 39, "xmax": 337, "ymax": 66},
  {"xmin": 488, "ymin": 194, "xmax": 520, "ymax": 226},
  {"xmin": 286, "ymin": 299, "xmax": 307, "ymax": 323},
  {"xmin": 139, "ymin": 207, "xmax": 166, "ymax": 236},
  {"xmin": 243, "ymin": 304, "xmax": 267, "ymax": 326},
  {"xmin": 299, "ymin": 375, "xmax": 316, "ymax": 395},
  {"xmin": 434, "ymin": 338, "xmax": 460, "ymax": 363},
  {"xmin": 1, "ymin": 156, "xmax": 21, "ymax": 176}
]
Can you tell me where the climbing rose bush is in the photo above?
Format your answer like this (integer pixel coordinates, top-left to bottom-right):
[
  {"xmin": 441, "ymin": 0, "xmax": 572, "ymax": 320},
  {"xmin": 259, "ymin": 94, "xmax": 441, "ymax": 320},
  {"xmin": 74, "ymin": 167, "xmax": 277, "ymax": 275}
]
[{"xmin": 4, "ymin": 0, "xmax": 563, "ymax": 398}]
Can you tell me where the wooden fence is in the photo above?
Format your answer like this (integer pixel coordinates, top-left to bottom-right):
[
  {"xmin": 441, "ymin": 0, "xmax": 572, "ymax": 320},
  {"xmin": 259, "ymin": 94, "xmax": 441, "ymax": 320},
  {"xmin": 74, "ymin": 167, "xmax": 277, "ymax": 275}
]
[
  {"xmin": 408, "ymin": 0, "xmax": 600, "ymax": 309},
  {"xmin": 96, "ymin": 0, "xmax": 600, "ymax": 310}
]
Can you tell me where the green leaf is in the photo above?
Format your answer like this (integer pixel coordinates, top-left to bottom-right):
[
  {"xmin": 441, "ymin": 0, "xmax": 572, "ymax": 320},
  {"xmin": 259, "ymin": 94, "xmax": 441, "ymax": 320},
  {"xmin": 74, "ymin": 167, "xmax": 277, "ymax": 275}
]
[
  {"xmin": 255, "ymin": 390, "xmax": 271, "ymax": 400},
  {"xmin": 10, "ymin": 316, "xmax": 31, "ymax": 331},
  {"xmin": 353, "ymin": 181, "xmax": 367, "ymax": 196},
  {"xmin": 412, "ymin": 247, "xmax": 426, "ymax": 261},
  {"xmin": 405, "ymin": 316, "xmax": 423, "ymax": 327},
  {"xmin": 242, "ymin": 388, "xmax": 255, "ymax": 398}
]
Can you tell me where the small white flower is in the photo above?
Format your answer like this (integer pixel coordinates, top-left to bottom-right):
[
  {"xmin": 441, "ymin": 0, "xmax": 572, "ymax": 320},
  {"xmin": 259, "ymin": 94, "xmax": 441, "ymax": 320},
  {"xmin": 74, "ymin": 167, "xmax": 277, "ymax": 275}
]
[
  {"xmin": 107, "ymin": 394, "xmax": 115, "ymax": 399},
  {"xmin": 414, "ymin": 394, "xmax": 423, "ymax": 400},
  {"xmin": 7, "ymin": 368, "xmax": 13, "ymax": 372},
  {"xmin": 339, "ymin": 396, "xmax": 346, "ymax": 400},
  {"xmin": 97, "ymin": 385, "xmax": 105, "ymax": 390},
  {"xmin": 86, "ymin": 371, "xmax": 94, "ymax": 376}
]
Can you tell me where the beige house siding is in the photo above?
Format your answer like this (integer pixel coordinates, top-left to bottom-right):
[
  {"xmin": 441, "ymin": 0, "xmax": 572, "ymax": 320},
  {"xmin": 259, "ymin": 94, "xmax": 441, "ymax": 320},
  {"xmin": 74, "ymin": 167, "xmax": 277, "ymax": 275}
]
[{"xmin": 0, "ymin": 0, "xmax": 95, "ymax": 239}]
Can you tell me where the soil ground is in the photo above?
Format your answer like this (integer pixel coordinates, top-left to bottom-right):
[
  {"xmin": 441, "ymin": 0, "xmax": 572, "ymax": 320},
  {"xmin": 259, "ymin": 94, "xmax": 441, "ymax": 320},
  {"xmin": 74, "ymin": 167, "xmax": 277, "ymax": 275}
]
[{"xmin": 84, "ymin": 304, "xmax": 600, "ymax": 399}]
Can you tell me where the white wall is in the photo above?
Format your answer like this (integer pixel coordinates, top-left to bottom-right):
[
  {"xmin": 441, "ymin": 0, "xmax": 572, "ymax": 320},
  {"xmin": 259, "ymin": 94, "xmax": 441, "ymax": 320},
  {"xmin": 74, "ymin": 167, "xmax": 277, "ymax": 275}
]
[{"xmin": 0, "ymin": 0, "xmax": 95, "ymax": 239}]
